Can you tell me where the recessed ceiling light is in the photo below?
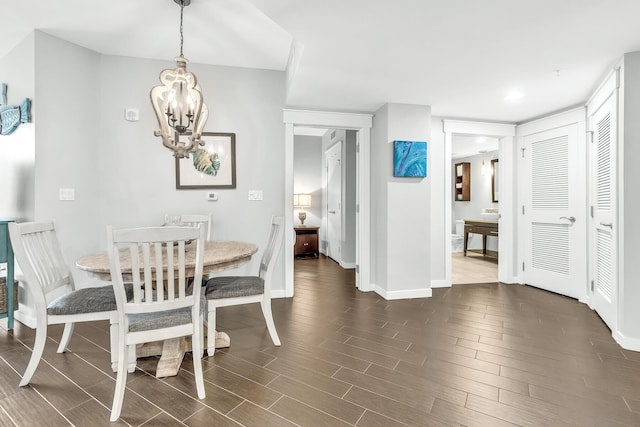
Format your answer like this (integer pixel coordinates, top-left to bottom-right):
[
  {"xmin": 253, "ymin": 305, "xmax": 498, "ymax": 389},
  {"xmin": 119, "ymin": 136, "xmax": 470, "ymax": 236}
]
[
  {"xmin": 476, "ymin": 137, "xmax": 487, "ymax": 143},
  {"xmin": 504, "ymin": 92, "xmax": 524, "ymax": 101}
]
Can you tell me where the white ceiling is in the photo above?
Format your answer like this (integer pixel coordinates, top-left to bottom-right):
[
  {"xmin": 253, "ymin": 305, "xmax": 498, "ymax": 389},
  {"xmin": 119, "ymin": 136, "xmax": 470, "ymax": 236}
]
[{"xmin": 3, "ymin": 0, "xmax": 640, "ymax": 123}]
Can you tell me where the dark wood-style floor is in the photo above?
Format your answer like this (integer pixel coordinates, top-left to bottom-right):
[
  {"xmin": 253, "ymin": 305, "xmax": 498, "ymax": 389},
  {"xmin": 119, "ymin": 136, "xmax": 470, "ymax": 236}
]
[{"xmin": 1, "ymin": 255, "xmax": 640, "ymax": 426}]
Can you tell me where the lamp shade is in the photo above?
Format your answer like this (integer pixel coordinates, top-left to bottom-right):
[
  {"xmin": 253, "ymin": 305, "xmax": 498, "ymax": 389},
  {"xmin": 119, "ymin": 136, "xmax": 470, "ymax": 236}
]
[{"xmin": 293, "ymin": 194, "xmax": 312, "ymax": 207}]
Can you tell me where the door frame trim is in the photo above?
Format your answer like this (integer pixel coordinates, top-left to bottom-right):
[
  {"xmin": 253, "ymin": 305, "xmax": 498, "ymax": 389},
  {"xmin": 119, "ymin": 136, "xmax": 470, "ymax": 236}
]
[{"xmin": 284, "ymin": 109, "xmax": 373, "ymax": 296}]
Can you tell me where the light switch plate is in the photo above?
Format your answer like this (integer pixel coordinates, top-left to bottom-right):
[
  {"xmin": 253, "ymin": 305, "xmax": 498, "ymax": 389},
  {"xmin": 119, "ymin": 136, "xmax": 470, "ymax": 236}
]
[
  {"xmin": 59, "ymin": 188, "xmax": 75, "ymax": 201},
  {"xmin": 248, "ymin": 190, "xmax": 263, "ymax": 201},
  {"xmin": 124, "ymin": 108, "xmax": 139, "ymax": 122},
  {"xmin": 206, "ymin": 192, "xmax": 218, "ymax": 201}
]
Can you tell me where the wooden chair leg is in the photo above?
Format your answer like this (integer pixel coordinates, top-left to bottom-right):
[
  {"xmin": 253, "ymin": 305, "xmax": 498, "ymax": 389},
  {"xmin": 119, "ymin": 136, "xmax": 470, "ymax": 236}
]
[
  {"xmin": 57, "ymin": 322, "xmax": 75, "ymax": 353},
  {"xmin": 261, "ymin": 296, "xmax": 280, "ymax": 346},
  {"xmin": 191, "ymin": 324, "xmax": 206, "ymax": 399},
  {"xmin": 206, "ymin": 305, "xmax": 217, "ymax": 356},
  {"xmin": 110, "ymin": 340, "xmax": 129, "ymax": 422},
  {"xmin": 20, "ymin": 321, "xmax": 48, "ymax": 386}
]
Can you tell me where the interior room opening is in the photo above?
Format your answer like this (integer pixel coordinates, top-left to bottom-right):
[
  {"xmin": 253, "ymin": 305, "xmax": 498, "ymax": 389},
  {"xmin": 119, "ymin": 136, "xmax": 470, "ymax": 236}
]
[{"xmin": 451, "ymin": 134, "xmax": 499, "ymax": 284}]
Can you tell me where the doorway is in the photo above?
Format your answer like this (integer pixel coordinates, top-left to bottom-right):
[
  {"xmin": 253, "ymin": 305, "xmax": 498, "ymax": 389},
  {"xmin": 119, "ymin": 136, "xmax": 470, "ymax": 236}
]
[
  {"xmin": 443, "ymin": 120, "xmax": 517, "ymax": 287},
  {"xmin": 451, "ymin": 135, "xmax": 499, "ymax": 284},
  {"xmin": 284, "ymin": 110, "xmax": 373, "ymax": 296}
]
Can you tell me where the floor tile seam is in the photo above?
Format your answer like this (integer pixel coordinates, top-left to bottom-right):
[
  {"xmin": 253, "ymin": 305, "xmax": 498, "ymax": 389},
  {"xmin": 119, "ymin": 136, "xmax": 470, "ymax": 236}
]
[
  {"xmin": 334, "ymin": 364, "xmax": 437, "ymax": 404},
  {"xmin": 261, "ymin": 359, "xmax": 352, "ymax": 395},
  {"xmin": 19, "ymin": 381, "xmax": 75, "ymax": 426},
  {"xmin": 437, "ymin": 366, "xmax": 522, "ymax": 397},
  {"xmin": 342, "ymin": 332, "xmax": 415, "ymax": 354},
  {"xmin": 496, "ymin": 388, "xmax": 604, "ymax": 426},
  {"xmin": 401, "ymin": 367, "xmax": 501, "ymax": 401},
  {"xmin": 340, "ymin": 335, "xmax": 427, "ymax": 366},
  {"xmin": 269, "ymin": 386, "xmax": 364, "ymax": 426},
  {"xmin": 335, "ymin": 325, "xmax": 408, "ymax": 346},
  {"xmin": 205, "ymin": 363, "xmax": 285, "ymax": 399},
  {"xmin": 318, "ymin": 338, "xmax": 403, "ymax": 368},
  {"xmin": 0, "ymin": 405, "xmax": 19, "ymax": 427},
  {"xmin": 342, "ymin": 384, "xmax": 435, "ymax": 420},
  {"xmin": 267, "ymin": 379, "xmax": 366, "ymax": 425},
  {"xmin": 464, "ymin": 392, "xmax": 562, "ymax": 427},
  {"xmin": 28, "ymin": 351, "xmax": 122, "ymax": 417}
]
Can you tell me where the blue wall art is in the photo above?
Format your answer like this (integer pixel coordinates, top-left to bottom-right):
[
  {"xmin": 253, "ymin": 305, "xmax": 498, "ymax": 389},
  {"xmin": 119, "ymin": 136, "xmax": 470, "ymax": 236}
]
[{"xmin": 393, "ymin": 140, "xmax": 427, "ymax": 177}]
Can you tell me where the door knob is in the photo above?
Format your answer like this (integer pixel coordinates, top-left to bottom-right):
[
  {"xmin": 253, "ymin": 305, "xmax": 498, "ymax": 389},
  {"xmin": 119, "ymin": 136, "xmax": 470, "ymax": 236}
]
[
  {"xmin": 328, "ymin": 210, "xmax": 336, "ymax": 214},
  {"xmin": 560, "ymin": 216, "xmax": 576, "ymax": 224}
]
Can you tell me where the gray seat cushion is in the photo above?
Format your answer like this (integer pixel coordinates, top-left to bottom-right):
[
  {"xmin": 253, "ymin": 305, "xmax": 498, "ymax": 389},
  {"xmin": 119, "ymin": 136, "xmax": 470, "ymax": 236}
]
[
  {"xmin": 47, "ymin": 284, "xmax": 134, "ymax": 316},
  {"xmin": 128, "ymin": 297, "xmax": 206, "ymax": 332},
  {"xmin": 204, "ymin": 276, "xmax": 264, "ymax": 299}
]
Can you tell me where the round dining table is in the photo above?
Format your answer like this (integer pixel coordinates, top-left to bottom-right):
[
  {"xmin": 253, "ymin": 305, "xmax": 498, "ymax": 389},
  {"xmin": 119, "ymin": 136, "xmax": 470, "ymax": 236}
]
[{"xmin": 75, "ymin": 240, "xmax": 258, "ymax": 377}]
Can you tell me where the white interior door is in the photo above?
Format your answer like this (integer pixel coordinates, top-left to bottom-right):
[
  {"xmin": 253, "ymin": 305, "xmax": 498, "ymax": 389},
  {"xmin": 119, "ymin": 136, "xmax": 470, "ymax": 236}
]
[
  {"xmin": 326, "ymin": 142, "xmax": 342, "ymax": 262},
  {"xmin": 589, "ymin": 93, "xmax": 618, "ymax": 330},
  {"xmin": 521, "ymin": 123, "xmax": 587, "ymax": 299}
]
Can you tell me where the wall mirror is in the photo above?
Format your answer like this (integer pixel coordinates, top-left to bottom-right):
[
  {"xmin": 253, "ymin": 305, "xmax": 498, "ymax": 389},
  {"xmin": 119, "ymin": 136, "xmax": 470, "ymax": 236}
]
[{"xmin": 491, "ymin": 158, "xmax": 499, "ymax": 202}]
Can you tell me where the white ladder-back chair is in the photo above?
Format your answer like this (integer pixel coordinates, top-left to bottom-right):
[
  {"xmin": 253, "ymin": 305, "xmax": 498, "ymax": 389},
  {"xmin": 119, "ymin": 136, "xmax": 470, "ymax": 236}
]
[
  {"xmin": 8, "ymin": 221, "xmax": 129, "ymax": 387},
  {"xmin": 107, "ymin": 225, "xmax": 206, "ymax": 422},
  {"xmin": 204, "ymin": 215, "xmax": 284, "ymax": 356},
  {"xmin": 179, "ymin": 214, "xmax": 213, "ymax": 241}
]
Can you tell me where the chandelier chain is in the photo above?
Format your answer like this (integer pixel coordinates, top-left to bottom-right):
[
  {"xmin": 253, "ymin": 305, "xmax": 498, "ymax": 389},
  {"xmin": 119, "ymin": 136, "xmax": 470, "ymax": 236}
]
[{"xmin": 179, "ymin": 1, "xmax": 184, "ymax": 57}]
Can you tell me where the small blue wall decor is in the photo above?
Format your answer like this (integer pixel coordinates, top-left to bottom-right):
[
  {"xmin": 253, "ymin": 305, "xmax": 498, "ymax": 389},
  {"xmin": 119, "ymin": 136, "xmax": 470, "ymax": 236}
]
[
  {"xmin": 0, "ymin": 83, "xmax": 31, "ymax": 136},
  {"xmin": 393, "ymin": 140, "xmax": 427, "ymax": 177}
]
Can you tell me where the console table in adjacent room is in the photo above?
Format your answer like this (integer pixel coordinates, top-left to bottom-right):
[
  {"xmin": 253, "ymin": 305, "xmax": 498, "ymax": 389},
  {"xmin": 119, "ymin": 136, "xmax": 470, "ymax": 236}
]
[
  {"xmin": 463, "ymin": 219, "xmax": 498, "ymax": 257},
  {"xmin": 0, "ymin": 219, "xmax": 15, "ymax": 330}
]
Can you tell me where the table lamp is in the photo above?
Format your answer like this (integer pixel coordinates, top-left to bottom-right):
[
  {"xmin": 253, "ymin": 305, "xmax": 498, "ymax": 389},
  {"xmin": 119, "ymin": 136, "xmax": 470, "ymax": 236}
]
[{"xmin": 293, "ymin": 194, "xmax": 312, "ymax": 226}]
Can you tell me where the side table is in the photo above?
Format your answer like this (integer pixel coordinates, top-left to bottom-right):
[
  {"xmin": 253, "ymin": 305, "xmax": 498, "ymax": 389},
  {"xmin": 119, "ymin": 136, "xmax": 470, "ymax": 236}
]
[{"xmin": 294, "ymin": 226, "xmax": 319, "ymax": 258}]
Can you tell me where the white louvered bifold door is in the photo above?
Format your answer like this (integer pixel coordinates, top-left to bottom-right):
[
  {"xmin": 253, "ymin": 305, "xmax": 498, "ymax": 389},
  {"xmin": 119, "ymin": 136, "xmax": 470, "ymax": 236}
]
[
  {"xmin": 522, "ymin": 123, "xmax": 587, "ymax": 299},
  {"xmin": 590, "ymin": 93, "xmax": 617, "ymax": 331}
]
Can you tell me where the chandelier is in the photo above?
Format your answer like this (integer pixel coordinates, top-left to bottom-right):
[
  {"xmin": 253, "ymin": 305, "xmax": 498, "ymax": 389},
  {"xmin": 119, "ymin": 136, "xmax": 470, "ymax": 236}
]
[{"xmin": 150, "ymin": 0, "xmax": 209, "ymax": 158}]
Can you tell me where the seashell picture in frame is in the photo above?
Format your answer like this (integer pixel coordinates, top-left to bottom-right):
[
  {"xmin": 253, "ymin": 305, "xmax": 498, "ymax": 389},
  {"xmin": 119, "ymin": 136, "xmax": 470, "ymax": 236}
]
[{"xmin": 175, "ymin": 132, "xmax": 236, "ymax": 189}]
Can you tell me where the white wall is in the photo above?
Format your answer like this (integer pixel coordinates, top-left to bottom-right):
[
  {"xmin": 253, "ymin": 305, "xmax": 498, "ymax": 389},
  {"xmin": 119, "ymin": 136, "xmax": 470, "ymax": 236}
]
[
  {"xmin": 6, "ymin": 32, "xmax": 287, "ymax": 291},
  {"xmin": 429, "ymin": 118, "xmax": 446, "ymax": 285},
  {"xmin": 0, "ymin": 33, "xmax": 35, "ymax": 222},
  {"xmin": 452, "ymin": 151, "xmax": 499, "ymax": 251},
  {"xmin": 96, "ymin": 54, "xmax": 286, "ymax": 285},
  {"xmin": 371, "ymin": 103, "xmax": 431, "ymax": 299},
  {"xmin": 620, "ymin": 51, "xmax": 640, "ymax": 342},
  {"xmin": 33, "ymin": 31, "xmax": 101, "ymax": 266},
  {"xmin": 294, "ymin": 134, "xmax": 322, "ymax": 226}
]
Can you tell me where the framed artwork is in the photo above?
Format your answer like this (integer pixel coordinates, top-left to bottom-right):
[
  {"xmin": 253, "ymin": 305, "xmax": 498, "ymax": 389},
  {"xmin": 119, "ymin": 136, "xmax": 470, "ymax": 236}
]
[
  {"xmin": 393, "ymin": 140, "xmax": 427, "ymax": 177},
  {"xmin": 176, "ymin": 132, "xmax": 236, "ymax": 189}
]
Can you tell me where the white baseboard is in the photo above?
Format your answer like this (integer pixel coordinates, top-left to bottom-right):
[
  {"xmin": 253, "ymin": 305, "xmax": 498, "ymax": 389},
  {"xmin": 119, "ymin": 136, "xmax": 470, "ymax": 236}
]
[
  {"xmin": 374, "ymin": 286, "xmax": 432, "ymax": 300},
  {"xmin": 270, "ymin": 290, "xmax": 287, "ymax": 299},
  {"xmin": 613, "ymin": 330, "xmax": 640, "ymax": 352},
  {"xmin": 431, "ymin": 279, "xmax": 450, "ymax": 288},
  {"xmin": 339, "ymin": 261, "xmax": 356, "ymax": 269}
]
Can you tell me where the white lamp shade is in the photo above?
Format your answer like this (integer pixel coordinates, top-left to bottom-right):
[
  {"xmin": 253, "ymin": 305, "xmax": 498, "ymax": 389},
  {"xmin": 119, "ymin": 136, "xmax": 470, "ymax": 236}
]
[{"xmin": 293, "ymin": 194, "xmax": 312, "ymax": 207}]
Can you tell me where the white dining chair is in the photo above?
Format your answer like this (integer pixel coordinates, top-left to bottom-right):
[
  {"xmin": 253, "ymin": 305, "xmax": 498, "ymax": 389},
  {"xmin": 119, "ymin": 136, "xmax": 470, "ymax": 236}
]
[
  {"xmin": 204, "ymin": 215, "xmax": 283, "ymax": 356},
  {"xmin": 164, "ymin": 213, "xmax": 212, "ymax": 241},
  {"xmin": 8, "ymin": 221, "xmax": 131, "ymax": 386},
  {"xmin": 107, "ymin": 224, "xmax": 206, "ymax": 422}
]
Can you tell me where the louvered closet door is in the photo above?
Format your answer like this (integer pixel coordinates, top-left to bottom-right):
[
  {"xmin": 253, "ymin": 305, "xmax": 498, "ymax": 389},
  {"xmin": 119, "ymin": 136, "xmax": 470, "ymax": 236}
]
[
  {"xmin": 522, "ymin": 123, "xmax": 586, "ymax": 299},
  {"xmin": 590, "ymin": 94, "xmax": 617, "ymax": 331}
]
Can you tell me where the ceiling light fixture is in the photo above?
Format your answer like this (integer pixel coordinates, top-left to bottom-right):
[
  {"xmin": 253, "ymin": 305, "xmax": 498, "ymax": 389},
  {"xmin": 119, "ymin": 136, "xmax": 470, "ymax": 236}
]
[
  {"xmin": 150, "ymin": 0, "xmax": 209, "ymax": 158},
  {"xmin": 504, "ymin": 91, "xmax": 524, "ymax": 101}
]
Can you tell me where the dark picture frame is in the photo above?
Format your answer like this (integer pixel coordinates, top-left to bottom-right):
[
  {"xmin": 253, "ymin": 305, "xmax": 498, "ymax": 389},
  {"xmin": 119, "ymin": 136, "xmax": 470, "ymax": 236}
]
[{"xmin": 175, "ymin": 132, "xmax": 236, "ymax": 189}]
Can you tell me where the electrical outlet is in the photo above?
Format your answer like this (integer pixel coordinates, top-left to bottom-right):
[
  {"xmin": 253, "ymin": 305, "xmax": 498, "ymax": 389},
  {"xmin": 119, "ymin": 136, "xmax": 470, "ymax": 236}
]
[
  {"xmin": 206, "ymin": 192, "xmax": 218, "ymax": 201},
  {"xmin": 248, "ymin": 190, "xmax": 263, "ymax": 201}
]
